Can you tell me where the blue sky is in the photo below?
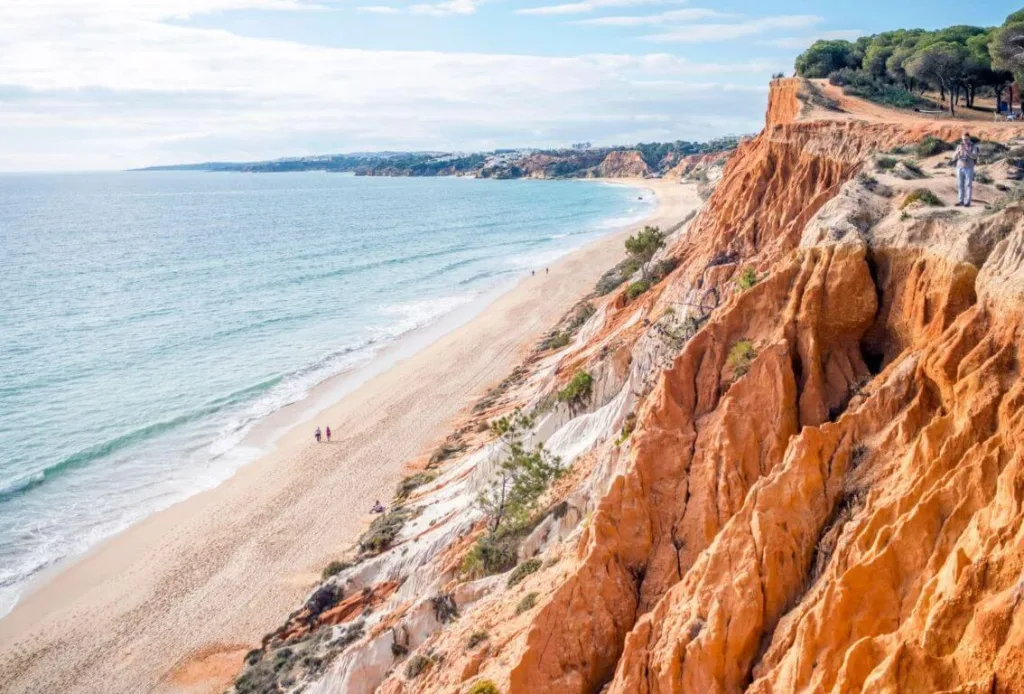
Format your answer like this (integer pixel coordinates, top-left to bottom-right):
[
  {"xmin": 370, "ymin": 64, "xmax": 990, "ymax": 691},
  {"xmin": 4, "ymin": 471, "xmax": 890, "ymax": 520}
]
[{"xmin": 1, "ymin": 1, "xmax": 1020, "ymax": 171}]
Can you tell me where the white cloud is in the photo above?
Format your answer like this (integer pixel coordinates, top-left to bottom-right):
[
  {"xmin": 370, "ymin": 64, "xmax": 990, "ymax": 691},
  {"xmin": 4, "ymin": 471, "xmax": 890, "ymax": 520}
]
[
  {"xmin": 409, "ymin": 0, "xmax": 481, "ymax": 14},
  {"xmin": 643, "ymin": 15, "xmax": 824, "ymax": 42},
  {"xmin": 516, "ymin": 0, "xmax": 678, "ymax": 17},
  {"xmin": 0, "ymin": 0, "xmax": 781, "ymax": 170},
  {"xmin": 357, "ymin": 5, "xmax": 402, "ymax": 12},
  {"xmin": 573, "ymin": 8, "xmax": 733, "ymax": 27},
  {"xmin": 759, "ymin": 29, "xmax": 864, "ymax": 50}
]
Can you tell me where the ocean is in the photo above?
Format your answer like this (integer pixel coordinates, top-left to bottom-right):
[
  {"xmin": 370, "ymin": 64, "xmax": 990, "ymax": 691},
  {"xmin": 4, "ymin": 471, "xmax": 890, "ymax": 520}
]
[{"xmin": 0, "ymin": 171, "xmax": 652, "ymax": 617}]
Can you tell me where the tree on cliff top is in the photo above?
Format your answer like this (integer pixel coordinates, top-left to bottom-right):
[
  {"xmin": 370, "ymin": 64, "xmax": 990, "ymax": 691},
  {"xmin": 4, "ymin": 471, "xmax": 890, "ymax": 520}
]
[
  {"xmin": 795, "ymin": 40, "xmax": 859, "ymax": 78},
  {"xmin": 907, "ymin": 42, "xmax": 969, "ymax": 113}
]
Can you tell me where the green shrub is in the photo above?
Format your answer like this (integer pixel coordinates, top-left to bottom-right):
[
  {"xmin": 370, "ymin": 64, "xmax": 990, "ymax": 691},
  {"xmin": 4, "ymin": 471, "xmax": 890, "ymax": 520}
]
[
  {"xmin": 358, "ymin": 507, "xmax": 414, "ymax": 554},
  {"xmin": 405, "ymin": 654, "xmax": 434, "ymax": 679},
  {"xmin": 976, "ymin": 172, "xmax": 994, "ymax": 185},
  {"xmin": 515, "ymin": 592, "xmax": 539, "ymax": 615},
  {"xmin": 468, "ymin": 680, "xmax": 501, "ymax": 694},
  {"xmin": 542, "ymin": 331, "xmax": 572, "ymax": 350},
  {"xmin": 462, "ymin": 530, "xmax": 522, "ymax": 578},
  {"xmin": 321, "ymin": 560, "xmax": 351, "ymax": 580},
  {"xmin": 625, "ymin": 280, "xmax": 651, "ymax": 301},
  {"xmin": 875, "ymin": 156, "xmax": 898, "ymax": 171},
  {"xmin": 900, "ymin": 189, "xmax": 943, "ymax": 209},
  {"xmin": 652, "ymin": 258, "xmax": 679, "ymax": 282},
  {"xmin": 466, "ymin": 631, "xmax": 490, "ymax": 650},
  {"xmin": 396, "ymin": 472, "xmax": 436, "ymax": 501},
  {"xmin": 507, "ymin": 558, "xmax": 542, "ymax": 588},
  {"xmin": 727, "ymin": 340, "xmax": 757, "ymax": 379},
  {"xmin": 737, "ymin": 267, "xmax": 758, "ymax": 291},
  {"xmin": 557, "ymin": 371, "xmax": 593, "ymax": 413},
  {"xmin": 914, "ymin": 136, "xmax": 953, "ymax": 158}
]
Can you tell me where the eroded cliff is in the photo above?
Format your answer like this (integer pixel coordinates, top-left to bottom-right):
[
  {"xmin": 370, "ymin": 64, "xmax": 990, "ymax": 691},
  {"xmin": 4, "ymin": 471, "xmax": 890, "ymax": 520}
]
[{"xmin": 228, "ymin": 79, "xmax": 1024, "ymax": 694}]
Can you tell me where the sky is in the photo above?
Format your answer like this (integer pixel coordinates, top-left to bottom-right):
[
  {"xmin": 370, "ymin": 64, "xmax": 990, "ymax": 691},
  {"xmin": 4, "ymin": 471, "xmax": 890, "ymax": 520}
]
[{"xmin": 0, "ymin": 1, "xmax": 1020, "ymax": 171}]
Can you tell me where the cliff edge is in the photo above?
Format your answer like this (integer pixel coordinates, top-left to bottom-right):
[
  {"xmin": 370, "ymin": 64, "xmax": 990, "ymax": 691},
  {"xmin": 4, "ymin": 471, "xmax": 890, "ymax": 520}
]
[{"xmin": 227, "ymin": 79, "xmax": 1024, "ymax": 694}]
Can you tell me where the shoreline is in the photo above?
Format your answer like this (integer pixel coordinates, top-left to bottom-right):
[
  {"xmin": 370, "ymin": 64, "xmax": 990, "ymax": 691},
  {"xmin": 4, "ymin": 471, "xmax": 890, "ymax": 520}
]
[{"xmin": 0, "ymin": 178, "xmax": 702, "ymax": 694}]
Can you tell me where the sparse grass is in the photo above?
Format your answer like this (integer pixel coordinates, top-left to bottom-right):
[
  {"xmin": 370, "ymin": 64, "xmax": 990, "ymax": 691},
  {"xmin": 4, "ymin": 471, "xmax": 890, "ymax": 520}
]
[
  {"xmin": 900, "ymin": 188, "xmax": 943, "ymax": 210},
  {"xmin": 914, "ymin": 136, "xmax": 953, "ymax": 158},
  {"xmin": 468, "ymin": 680, "xmax": 501, "ymax": 694},
  {"xmin": 507, "ymin": 558, "xmax": 542, "ymax": 588},
  {"xmin": 466, "ymin": 631, "xmax": 490, "ymax": 650},
  {"xmin": 515, "ymin": 592, "xmax": 539, "ymax": 615},
  {"xmin": 988, "ymin": 185, "xmax": 1024, "ymax": 213},
  {"xmin": 625, "ymin": 280, "xmax": 651, "ymax": 301},
  {"xmin": 321, "ymin": 560, "xmax": 352, "ymax": 580},
  {"xmin": 396, "ymin": 472, "xmax": 436, "ymax": 501},
  {"xmin": 976, "ymin": 172, "xmax": 994, "ymax": 185},
  {"xmin": 727, "ymin": 340, "xmax": 757, "ymax": 379},
  {"xmin": 737, "ymin": 267, "xmax": 758, "ymax": 291},
  {"xmin": 652, "ymin": 258, "xmax": 679, "ymax": 282}
]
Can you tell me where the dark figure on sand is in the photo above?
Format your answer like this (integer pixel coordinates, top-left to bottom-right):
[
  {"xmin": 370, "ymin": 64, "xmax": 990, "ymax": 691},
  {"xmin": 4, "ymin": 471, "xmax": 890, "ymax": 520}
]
[
  {"xmin": 325, "ymin": 426, "xmax": 331, "ymax": 442},
  {"xmin": 314, "ymin": 426, "xmax": 321, "ymax": 443}
]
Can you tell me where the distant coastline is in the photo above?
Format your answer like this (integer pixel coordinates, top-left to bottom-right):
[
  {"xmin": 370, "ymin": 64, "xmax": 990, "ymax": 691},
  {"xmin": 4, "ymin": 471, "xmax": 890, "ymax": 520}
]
[{"xmin": 133, "ymin": 137, "xmax": 743, "ymax": 179}]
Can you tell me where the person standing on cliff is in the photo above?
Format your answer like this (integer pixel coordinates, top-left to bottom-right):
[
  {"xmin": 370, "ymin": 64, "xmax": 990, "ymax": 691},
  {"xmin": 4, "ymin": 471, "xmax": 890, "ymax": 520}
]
[{"xmin": 953, "ymin": 132, "xmax": 978, "ymax": 207}]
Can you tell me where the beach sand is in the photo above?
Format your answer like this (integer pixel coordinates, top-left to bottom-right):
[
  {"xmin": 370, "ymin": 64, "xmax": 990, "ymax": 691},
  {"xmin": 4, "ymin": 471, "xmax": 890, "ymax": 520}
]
[{"xmin": 0, "ymin": 179, "xmax": 701, "ymax": 694}]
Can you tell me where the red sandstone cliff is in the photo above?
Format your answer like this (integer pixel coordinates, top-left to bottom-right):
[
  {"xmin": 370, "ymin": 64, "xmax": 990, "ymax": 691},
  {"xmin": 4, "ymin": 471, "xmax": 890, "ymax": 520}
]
[{"xmin": 228, "ymin": 79, "xmax": 1024, "ymax": 694}]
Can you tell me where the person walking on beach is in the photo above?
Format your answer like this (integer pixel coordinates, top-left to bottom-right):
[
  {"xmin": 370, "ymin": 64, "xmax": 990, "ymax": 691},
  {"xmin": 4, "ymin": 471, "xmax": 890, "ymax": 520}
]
[
  {"xmin": 314, "ymin": 426, "xmax": 322, "ymax": 443},
  {"xmin": 325, "ymin": 426, "xmax": 331, "ymax": 443},
  {"xmin": 953, "ymin": 132, "xmax": 978, "ymax": 208}
]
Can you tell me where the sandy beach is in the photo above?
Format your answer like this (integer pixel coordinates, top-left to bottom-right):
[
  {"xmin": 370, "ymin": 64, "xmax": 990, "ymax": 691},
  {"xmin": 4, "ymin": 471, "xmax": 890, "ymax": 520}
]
[{"xmin": 0, "ymin": 179, "xmax": 701, "ymax": 694}]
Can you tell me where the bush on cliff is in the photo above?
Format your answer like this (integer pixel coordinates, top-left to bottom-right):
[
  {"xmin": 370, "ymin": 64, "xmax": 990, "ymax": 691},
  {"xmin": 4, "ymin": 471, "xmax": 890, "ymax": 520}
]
[
  {"xmin": 358, "ymin": 506, "xmax": 415, "ymax": 554},
  {"xmin": 557, "ymin": 370, "xmax": 593, "ymax": 414},
  {"xmin": 737, "ymin": 267, "xmax": 759, "ymax": 291},
  {"xmin": 468, "ymin": 681, "xmax": 501, "ymax": 694},
  {"xmin": 914, "ymin": 136, "xmax": 954, "ymax": 158},
  {"xmin": 900, "ymin": 188, "xmax": 944, "ymax": 209},
  {"xmin": 395, "ymin": 471, "xmax": 436, "ymax": 501},
  {"xmin": 727, "ymin": 340, "xmax": 757, "ymax": 379},
  {"xmin": 507, "ymin": 558, "xmax": 542, "ymax": 588},
  {"xmin": 321, "ymin": 560, "xmax": 352, "ymax": 580},
  {"xmin": 515, "ymin": 592, "xmax": 539, "ymax": 615},
  {"xmin": 625, "ymin": 280, "xmax": 651, "ymax": 301}
]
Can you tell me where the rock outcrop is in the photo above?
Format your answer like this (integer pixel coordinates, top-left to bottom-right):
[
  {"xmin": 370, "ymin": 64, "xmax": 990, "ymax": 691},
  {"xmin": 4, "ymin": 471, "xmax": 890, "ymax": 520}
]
[{"xmin": 227, "ymin": 79, "xmax": 1024, "ymax": 694}]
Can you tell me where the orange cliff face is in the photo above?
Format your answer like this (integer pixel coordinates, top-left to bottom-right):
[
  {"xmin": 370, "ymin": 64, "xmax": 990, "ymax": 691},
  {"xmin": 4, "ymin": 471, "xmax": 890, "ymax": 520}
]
[{"xmin": 228, "ymin": 80, "xmax": 1024, "ymax": 694}]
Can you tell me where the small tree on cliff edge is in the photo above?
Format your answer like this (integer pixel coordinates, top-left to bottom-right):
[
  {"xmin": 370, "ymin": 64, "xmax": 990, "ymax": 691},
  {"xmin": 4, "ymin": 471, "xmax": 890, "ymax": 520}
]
[
  {"xmin": 477, "ymin": 410, "xmax": 563, "ymax": 536},
  {"xmin": 625, "ymin": 226, "xmax": 666, "ymax": 281}
]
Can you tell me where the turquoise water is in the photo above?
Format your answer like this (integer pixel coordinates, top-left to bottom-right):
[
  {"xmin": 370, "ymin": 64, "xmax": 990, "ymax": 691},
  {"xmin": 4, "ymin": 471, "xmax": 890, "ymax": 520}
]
[{"xmin": 0, "ymin": 172, "xmax": 652, "ymax": 616}]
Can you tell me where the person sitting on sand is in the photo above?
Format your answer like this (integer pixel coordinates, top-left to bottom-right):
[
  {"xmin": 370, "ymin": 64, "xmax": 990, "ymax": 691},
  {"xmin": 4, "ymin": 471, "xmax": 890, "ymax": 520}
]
[
  {"xmin": 325, "ymin": 426, "xmax": 331, "ymax": 443},
  {"xmin": 371, "ymin": 500, "xmax": 385, "ymax": 514},
  {"xmin": 314, "ymin": 426, "xmax": 321, "ymax": 443},
  {"xmin": 953, "ymin": 132, "xmax": 978, "ymax": 208}
]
